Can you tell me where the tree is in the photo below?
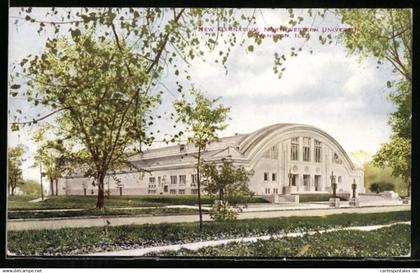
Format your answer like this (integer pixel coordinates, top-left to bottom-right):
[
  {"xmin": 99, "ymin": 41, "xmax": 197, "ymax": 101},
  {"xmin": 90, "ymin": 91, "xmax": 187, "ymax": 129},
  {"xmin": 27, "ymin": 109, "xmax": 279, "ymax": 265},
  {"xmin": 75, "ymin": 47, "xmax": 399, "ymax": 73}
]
[
  {"xmin": 10, "ymin": 8, "xmax": 254, "ymax": 208},
  {"xmin": 174, "ymin": 88, "xmax": 230, "ymax": 230},
  {"xmin": 372, "ymin": 136, "xmax": 411, "ymax": 197},
  {"xmin": 202, "ymin": 159, "xmax": 254, "ymax": 221},
  {"xmin": 19, "ymin": 179, "xmax": 42, "ymax": 196},
  {"xmin": 8, "ymin": 145, "xmax": 25, "ymax": 196},
  {"xmin": 33, "ymin": 138, "xmax": 68, "ymax": 196}
]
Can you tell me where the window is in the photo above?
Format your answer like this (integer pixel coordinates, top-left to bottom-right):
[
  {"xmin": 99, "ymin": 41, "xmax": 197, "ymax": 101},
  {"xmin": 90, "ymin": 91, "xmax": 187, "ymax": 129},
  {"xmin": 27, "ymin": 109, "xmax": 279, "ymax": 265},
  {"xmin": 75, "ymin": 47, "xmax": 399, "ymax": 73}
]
[
  {"xmin": 170, "ymin": 175, "xmax": 177, "ymax": 184},
  {"xmin": 178, "ymin": 189, "xmax": 185, "ymax": 195},
  {"xmin": 170, "ymin": 189, "xmax": 177, "ymax": 194},
  {"xmin": 264, "ymin": 172, "xmax": 269, "ymax": 182},
  {"xmin": 338, "ymin": 176, "xmax": 342, "ymax": 183},
  {"xmin": 291, "ymin": 137, "xmax": 299, "ymax": 160},
  {"xmin": 263, "ymin": 145, "xmax": 279, "ymax": 159},
  {"xmin": 315, "ymin": 140, "xmax": 322, "ymax": 163},
  {"xmin": 273, "ymin": 188, "xmax": 278, "ymax": 194},
  {"xmin": 179, "ymin": 175, "xmax": 186, "ymax": 185},
  {"xmin": 158, "ymin": 176, "xmax": 161, "ymax": 186},
  {"xmin": 148, "ymin": 190, "xmax": 156, "ymax": 194},
  {"xmin": 191, "ymin": 174, "xmax": 198, "ymax": 187},
  {"xmin": 191, "ymin": 189, "xmax": 199, "ymax": 194},
  {"xmin": 265, "ymin": 188, "xmax": 271, "ymax": 194},
  {"xmin": 303, "ymin": 137, "xmax": 310, "ymax": 162},
  {"xmin": 149, "ymin": 177, "xmax": 156, "ymax": 183},
  {"xmin": 180, "ymin": 144, "xmax": 186, "ymax": 153},
  {"xmin": 272, "ymin": 173, "xmax": 277, "ymax": 181}
]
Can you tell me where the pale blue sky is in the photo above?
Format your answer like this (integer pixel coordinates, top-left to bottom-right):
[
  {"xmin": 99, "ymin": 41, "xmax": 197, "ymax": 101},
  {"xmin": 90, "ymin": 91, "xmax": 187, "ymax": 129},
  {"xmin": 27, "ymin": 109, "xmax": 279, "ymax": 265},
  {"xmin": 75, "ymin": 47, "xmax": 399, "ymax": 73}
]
[{"xmin": 8, "ymin": 8, "xmax": 399, "ymax": 181}]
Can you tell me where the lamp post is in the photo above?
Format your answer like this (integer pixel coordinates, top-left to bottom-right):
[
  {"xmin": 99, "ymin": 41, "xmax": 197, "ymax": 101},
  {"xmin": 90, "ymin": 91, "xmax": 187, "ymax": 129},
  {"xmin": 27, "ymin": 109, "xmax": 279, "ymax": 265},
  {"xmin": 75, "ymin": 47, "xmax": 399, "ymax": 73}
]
[
  {"xmin": 288, "ymin": 168, "xmax": 293, "ymax": 186},
  {"xmin": 352, "ymin": 179, "xmax": 357, "ymax": 199},
  {"xmin": 330, "ymin": 171, "xmax": 337, "ymax": 198}
]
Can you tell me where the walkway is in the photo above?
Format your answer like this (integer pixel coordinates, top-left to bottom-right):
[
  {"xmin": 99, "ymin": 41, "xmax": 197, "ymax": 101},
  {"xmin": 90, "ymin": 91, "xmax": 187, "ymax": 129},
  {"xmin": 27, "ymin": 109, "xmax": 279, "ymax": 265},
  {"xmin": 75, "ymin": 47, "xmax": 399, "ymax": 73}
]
[
  {"xmin": 87, "ymin": 221, "xmax": 411, "ymax": 256},
  {"xmin": 7, "ymin": 204, "xmax": 410, "ymax": 231}
]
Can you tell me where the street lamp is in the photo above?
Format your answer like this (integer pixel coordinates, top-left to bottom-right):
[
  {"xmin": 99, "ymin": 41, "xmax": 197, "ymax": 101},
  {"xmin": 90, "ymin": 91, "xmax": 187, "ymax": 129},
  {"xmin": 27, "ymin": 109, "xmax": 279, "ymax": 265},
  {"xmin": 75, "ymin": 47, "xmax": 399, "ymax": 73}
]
[
  {"xmin": 352, "ymin": 178, "xmax": 357, "ymax": 199},
  {"xmin": 288, "ymin": 168, "xmax": 293, "ymax": 186},
  {"xmin": 330, "ymin": 171, "xmax": 337, "ymax": 198}
]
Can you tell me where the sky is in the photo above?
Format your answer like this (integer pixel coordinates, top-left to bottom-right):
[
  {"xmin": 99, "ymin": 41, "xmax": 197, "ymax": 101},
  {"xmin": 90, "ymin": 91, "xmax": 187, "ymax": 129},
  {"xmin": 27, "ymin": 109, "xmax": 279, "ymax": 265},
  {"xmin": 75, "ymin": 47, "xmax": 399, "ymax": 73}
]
[{"xmin": 8, "ymin": 8, "xmax": 399, "ymax": 182}]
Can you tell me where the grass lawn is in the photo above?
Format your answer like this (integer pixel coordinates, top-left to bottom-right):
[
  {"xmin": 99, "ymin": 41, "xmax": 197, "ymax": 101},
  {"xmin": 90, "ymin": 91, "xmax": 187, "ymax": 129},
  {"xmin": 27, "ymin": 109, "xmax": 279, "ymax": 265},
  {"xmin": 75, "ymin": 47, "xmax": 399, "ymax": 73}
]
[
  {"xmin": 8, "ymin": 195, "xmax": 267, "ymax": 210},
  {"xmin": 152, "ymin": 224, "xmax": 410, "ymax": 257},
  {"xmin": 7, "ymin": 210, "xmax": 410, "ymax": 256}
]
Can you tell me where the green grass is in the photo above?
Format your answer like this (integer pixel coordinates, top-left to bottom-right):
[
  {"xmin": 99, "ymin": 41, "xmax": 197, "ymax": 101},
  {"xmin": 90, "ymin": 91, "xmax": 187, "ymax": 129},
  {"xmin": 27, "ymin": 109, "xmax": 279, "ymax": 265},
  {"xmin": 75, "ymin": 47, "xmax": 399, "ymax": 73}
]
[
  {"xmin": 8, "ymin": 195, "xmax": 267, "ymax": 210},
  {"xmin": 154, "ymin": 224, "xmax": 410, "ymax": 257},
  {"xmin": 7, "ymin": 210, "xmax": 410, "ymax": 256},
  {"xmin": 297, "ymin": 194, "xmax": 347, "ymax": 202},
  {"xmin": 8, "ymin": 207, "xmax": 199, "ymax": 219}
]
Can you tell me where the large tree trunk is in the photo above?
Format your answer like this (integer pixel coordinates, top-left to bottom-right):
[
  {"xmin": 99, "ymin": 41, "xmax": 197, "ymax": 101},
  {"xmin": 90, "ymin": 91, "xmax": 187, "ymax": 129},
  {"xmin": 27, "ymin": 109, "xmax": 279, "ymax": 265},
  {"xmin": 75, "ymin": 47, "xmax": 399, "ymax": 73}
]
[
  {"xmin": 55, "ymin": 179, "xmax": 58, "ymax": 196},
  {"xmin": 96, "ymin": 172, "xmax": 106, "ymax": 209},
  {"xmin": 197, "ymin": 146, "xmax": 203, "ymax": 232}
]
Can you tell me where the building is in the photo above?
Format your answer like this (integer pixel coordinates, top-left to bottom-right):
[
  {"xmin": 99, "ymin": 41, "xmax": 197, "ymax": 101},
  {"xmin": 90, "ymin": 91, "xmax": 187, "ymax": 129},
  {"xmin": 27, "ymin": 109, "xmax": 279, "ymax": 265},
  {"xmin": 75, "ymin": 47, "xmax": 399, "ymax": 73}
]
[{"xmin": 58, "ymin": 123, "xmax": 365, "ymax": 197}]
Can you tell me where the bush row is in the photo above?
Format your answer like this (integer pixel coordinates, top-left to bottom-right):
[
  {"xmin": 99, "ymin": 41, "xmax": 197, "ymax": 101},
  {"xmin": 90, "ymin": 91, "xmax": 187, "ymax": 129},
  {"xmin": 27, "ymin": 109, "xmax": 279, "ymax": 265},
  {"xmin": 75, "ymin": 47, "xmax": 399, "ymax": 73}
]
[
  {"xmin": 154, "ymin": 224, "xmax": 410, "ymax": 257},
  {"xmin": 7, "ymin": 210, "xmax": 410, "ymax": 256},
  {"xmin": 8, "ymin": 207, "xmax": 199, "ymax": 219}
]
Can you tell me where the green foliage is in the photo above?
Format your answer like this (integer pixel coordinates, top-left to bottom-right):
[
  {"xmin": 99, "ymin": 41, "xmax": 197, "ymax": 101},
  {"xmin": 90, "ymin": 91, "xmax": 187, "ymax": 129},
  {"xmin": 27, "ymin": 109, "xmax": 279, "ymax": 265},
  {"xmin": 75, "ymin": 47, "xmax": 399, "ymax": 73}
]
[
  {"xmin": 364, "ymin": 162, "xmax": 405, "ymax": 195},
  {"xmin": 158, "ymin": 224, "xmax": 410, "ymax": 257},
  {"xmin": 18, "ymin": 180, "xmax": 41, "ymax": 196},
  {"xmin": 8, "ymin": 145, "xmax": 25, "ymax": 196},
  {"xmin": 7, "ymin": 211, "xmax": 409, "ymax": 255},
  {"xmin": 174, "ymin": 88, "xmax": 230, "ymax": 149},
  {"xmin": 202, "ymin": 159, "xmax": 254, "ymax": 221},
  {"xmin": 203, "ymin": 160, "xmax": 254, "ymax": 202},
  {"xmin": 372, "ymin": 137, "xmax": 411, "ymax": 195},
  {"xmin": 369, "ymin": 182, "xmax": 395, "ymax": 194},
  {"xmin": 297, "ymin": 194, "xmax": 346, "ymax": 202},
  {"xmin": 209, "ymin": 201, "xmax": 239, "ymax": 221}
]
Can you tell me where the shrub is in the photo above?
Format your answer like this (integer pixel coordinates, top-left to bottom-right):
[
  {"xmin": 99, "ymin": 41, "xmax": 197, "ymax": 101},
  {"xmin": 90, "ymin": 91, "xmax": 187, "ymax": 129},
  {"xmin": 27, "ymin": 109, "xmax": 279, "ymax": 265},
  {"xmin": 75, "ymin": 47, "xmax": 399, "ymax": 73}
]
[
  {"xmin": 209, "ymin": 201, "xmax": 239, "ymax": 221},
  {"xmin": 369, "ymin": 182, "xmax": 395, "ymax": 193}
]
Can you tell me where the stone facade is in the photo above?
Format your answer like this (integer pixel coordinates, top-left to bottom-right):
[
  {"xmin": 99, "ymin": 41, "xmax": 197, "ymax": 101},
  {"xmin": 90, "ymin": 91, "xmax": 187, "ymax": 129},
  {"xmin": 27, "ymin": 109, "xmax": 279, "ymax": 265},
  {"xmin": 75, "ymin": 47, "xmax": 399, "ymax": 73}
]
[{"xmin": 57, "ymin": 123, "xmax": 365, "ymax": 196}]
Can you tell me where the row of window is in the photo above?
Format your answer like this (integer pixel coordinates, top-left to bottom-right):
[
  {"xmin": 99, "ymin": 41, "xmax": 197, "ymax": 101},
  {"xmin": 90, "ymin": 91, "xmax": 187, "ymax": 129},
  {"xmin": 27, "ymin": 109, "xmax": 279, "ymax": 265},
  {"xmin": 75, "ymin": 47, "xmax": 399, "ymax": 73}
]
[
  {"xmin": 263, "ymin": 172, "xmax": 277, "ymax": 182},
  {"xmin": 147, "ymin": 189, "xmax": 198, "ymax": 195},
  {"xmin": 149, "ymin": 174, "xmax": 198, "ymax": 186},
  {"xmin": 291, "ymin": 137, "xmax": 322, "ymax": 162},
  {"xmin": 264, "ymin": 188, "xmax": 280, "ymax": 194}
]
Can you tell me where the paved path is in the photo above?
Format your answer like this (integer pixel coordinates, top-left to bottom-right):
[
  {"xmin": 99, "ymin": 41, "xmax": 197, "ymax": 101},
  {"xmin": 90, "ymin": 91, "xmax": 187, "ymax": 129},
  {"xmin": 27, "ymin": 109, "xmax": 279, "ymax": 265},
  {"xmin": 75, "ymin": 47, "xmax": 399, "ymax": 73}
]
[
  {"xmin": 7, "ymin": 204, "xmax": 410, "ymax": 231},
  {"xmin": 87, "ymin": 221, "xmax": 411, "ymax": 256}
]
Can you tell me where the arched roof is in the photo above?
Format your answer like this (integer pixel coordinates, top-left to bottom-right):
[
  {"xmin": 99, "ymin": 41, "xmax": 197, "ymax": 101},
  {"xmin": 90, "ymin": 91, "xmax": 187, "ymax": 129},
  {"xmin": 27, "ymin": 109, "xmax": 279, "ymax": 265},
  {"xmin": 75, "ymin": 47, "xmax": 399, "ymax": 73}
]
[{"xmin": 238, "ymin": 123, "xmax": 356, "ymax": 170}]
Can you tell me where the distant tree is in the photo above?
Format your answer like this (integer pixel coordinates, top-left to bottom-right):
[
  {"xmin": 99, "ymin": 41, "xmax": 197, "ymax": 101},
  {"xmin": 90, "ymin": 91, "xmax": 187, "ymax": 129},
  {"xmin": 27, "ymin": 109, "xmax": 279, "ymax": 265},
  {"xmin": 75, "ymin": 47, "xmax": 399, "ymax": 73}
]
[
  {"xmin": 372, "ymin": 136, "xmax": 411, "ymax": 197},
  {"xmin": 202, "ymin": 159, "xmax": 254, "ymax": 221},
  {"xmin": 174, "ymin": 88, "xmax": 230, "ymax": 230},
  {"xmin": 369, "ymin": 182, "xmax": 395, "ymax": 194},
  {"xmin": 8, "ymin": 145, "xmax": 25, "ymax": 196},
  {"xmin": 19, "ymin": 179, "xmax": 42, "ymax": 196}
]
